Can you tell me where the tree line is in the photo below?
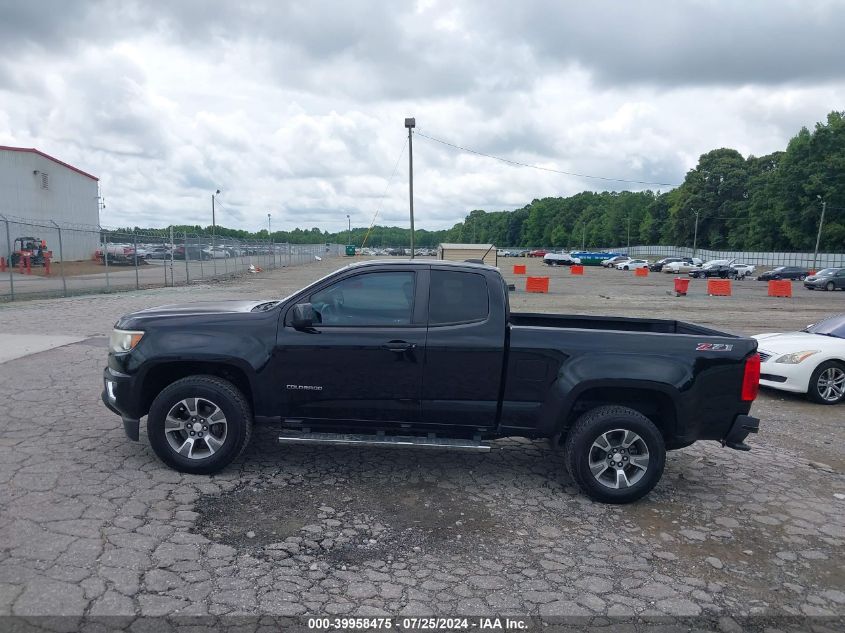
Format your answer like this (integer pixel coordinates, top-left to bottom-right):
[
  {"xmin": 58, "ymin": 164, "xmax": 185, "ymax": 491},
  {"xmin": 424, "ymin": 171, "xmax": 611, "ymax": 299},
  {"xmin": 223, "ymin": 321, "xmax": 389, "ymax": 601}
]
[{"xmin": 116, "ymin": 111, "xmax": 844, "ymax": 252}]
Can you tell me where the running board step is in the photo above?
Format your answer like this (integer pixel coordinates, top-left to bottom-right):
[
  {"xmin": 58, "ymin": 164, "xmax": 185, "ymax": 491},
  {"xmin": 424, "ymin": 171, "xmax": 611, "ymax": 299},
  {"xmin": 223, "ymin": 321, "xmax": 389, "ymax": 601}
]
[{"xmin": 278, "ymin": 431, "xmax": 491, "ymax": 452}]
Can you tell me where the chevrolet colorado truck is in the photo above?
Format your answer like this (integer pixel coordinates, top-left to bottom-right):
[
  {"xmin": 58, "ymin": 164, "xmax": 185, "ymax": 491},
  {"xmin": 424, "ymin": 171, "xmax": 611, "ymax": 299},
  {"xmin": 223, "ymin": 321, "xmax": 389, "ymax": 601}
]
[{"xmin": 102, "ymin": 260, "xmax": 761, "ymax": 503}]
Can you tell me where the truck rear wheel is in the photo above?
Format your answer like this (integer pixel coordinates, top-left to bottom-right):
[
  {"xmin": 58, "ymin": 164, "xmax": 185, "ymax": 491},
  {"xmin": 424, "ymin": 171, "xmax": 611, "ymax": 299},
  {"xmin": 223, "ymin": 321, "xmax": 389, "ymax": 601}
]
[
  {"xmin": 147, "ymin": 375, "xmax": 253, "ymax": 474},
  {"xmin": 563, "ymin": 405, "xmax": 666, "ymax": 504}
]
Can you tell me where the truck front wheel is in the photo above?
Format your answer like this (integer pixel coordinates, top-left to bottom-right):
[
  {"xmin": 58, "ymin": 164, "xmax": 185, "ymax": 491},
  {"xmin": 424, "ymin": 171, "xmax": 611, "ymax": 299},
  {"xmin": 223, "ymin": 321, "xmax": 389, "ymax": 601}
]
[
  {"xmin": 147, "ymin": 375, "xmax": 253, "ymax": 475},
  {"xmin": 563, "ymin": 405, "xmax": 666, "ymax": 504}
]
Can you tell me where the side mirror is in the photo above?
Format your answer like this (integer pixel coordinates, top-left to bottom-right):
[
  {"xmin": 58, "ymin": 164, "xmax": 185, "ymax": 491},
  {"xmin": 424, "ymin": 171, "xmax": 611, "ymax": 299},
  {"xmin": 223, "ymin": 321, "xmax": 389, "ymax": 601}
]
[{"xmin": 291, "ymin": 303, "xmax": 314, "ymax": 329}]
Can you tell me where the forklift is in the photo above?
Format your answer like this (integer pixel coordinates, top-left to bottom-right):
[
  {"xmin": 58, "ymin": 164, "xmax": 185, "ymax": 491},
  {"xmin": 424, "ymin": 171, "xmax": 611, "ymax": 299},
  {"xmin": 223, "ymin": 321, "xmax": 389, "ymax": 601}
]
[{"xmin": 10, "ymin": 237, "xmax": 49, "ymax": 267}]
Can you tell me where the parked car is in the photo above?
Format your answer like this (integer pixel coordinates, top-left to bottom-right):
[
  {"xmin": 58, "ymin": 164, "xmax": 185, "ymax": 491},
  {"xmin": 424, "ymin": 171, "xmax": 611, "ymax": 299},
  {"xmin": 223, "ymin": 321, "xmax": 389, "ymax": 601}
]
[
  {"xmin": 649, "ymin": 257, "xmax": 685, "ymax": 272},
  {"xmin": 146, "ymin": 246, "xmax": 172, "ymax": 260},
  {"xmin": 173, "ymin": 245, "xmax": 212, "ymax": 260},
  {"xmin": 208, "ymin": 247, "xmax": 230, "ymax": 259},
  {"xmin": 757, "ymin": 266, "xmax": 809, "ymax": 281},
  {"xmin": 101, "ymin": 259, "xmax": 760, "ymax": 504},
  {"xmin": 602, "ymin": 256, "xmax": 629, "ymax": 268},
  {"xmin": 663, "ymin": 258, "xmax": 705, "ymax": 274},
  {"xmin": 543, "ymin": 252, "xmax": 582, "ymax": 266},
  {"xmin": 731, "ymin": 263, "xmax": 756, "ymax": 279},
  {"xmin": 804, "ymin": 268, "xmax": 845, "ymax": 291},
  {"xmin": 528, "ymin": 249, "xmax": 548, "ymax": 258},
  {"xmin": 754, "ymin": 314, "xmax": 845, "ymax": 404},
  {"xmin": 617, "ymin": 259, "xmax": 649, "ymax": 271},
  {"xmin": 689, "ymin": 264, "xmax": 736, "ymax": 279}
]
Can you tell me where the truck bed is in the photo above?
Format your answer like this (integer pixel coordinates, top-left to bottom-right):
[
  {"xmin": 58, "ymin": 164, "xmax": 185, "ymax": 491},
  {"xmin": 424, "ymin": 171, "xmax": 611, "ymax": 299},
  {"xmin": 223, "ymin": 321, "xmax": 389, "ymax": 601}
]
[{"xmin": 509, "ymin": 312, "xmax": 732, "ymax": 337}]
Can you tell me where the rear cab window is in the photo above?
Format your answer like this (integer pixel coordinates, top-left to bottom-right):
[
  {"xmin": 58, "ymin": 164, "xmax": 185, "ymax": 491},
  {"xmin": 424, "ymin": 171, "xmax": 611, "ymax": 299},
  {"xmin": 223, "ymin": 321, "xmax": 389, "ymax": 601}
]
[{"xmin": 429, "ymin": 270, "xmax": 489, "ymax": 325}]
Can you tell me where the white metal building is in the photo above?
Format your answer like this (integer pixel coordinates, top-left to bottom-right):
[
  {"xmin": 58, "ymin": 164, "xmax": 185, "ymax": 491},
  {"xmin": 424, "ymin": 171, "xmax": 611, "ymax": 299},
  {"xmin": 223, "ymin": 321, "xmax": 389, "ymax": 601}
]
[
  {"xmin": 438, "ymin": 243, "xmax": 497, "ymax": 266},
  {"xmin": 0, "ymin": 146, "xmax": 100, "ymax": 261}
]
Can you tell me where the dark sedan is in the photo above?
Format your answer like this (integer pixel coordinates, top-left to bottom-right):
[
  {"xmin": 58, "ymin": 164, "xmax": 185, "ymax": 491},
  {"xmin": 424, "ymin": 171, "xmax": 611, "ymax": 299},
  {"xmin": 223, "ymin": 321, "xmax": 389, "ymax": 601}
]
[
  {"xmin": 689, "ymin": 264, "xmax": 735, "ymax": 279},
  {"xmin": 804, "ymin": 268, "xmax": 845, "ymax": 291},
  {"xmin": 757, "ymin": 266, "xmax": 809, "ymax": 281},
  {"xmin": 650, "ymin": 257, "xmax": 689, "ymax": 272}
]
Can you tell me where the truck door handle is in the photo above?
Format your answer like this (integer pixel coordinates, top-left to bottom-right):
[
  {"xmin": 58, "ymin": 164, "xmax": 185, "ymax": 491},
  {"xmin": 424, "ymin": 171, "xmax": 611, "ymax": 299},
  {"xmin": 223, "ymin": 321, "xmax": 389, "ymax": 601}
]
[{"xmin": 381, "ymin": 341, "xmax": 416, "ymax": 353}]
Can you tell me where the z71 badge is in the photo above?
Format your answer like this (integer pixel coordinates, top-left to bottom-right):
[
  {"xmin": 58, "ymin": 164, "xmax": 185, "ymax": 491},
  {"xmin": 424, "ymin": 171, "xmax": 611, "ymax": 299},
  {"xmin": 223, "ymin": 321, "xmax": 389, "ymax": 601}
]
[{"xmin": 696, "ymin": 343, "xmax": 734, "ymax": 351}]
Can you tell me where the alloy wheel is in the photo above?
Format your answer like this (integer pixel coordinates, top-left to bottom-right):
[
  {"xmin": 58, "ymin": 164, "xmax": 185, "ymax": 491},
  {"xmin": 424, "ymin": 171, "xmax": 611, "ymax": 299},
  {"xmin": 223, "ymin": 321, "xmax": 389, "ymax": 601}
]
[
  {"xmin": 164, "ymin": 397, "xmax": 228, "ymax": 459},
  {"xmin": 588, "ymin": 429, "xmax": 650, "ymax": 489},
  {"xmin": 816, "ymin": 367, "xmax": 845, "ymax": 403}
]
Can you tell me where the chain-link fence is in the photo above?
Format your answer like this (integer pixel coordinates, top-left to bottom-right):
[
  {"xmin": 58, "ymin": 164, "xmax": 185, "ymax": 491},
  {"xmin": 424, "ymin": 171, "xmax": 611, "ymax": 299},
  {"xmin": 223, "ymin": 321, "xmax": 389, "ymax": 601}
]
[{"xmin": 0, "ymin": 213, "xmax": 342, "ymax": 301}]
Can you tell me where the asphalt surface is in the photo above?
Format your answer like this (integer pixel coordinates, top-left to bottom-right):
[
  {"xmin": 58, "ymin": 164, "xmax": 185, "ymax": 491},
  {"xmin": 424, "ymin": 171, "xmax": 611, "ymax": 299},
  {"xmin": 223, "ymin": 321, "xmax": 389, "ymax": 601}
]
[{"xmin": 0, "ymin": 258, "xmax": 843, "ymax": 629}]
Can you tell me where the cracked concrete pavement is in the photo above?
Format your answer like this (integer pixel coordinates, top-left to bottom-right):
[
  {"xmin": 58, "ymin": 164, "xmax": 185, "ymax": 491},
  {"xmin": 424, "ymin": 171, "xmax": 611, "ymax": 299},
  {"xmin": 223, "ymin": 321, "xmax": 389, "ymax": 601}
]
[{"xmin": 0, "ymin": 259, "xmax": 844, "ymax": 627}]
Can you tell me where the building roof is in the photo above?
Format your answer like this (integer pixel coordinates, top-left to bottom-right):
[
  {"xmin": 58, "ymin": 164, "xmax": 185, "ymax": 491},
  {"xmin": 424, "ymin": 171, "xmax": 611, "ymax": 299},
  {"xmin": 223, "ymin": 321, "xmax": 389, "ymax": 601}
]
[
  {"xmin": 0, "ymin": 145, "xmax": 98, "ymax": 181},
  {"xmin": 438, "ymin": 243, "xmax": 495, "ymax": 249}
]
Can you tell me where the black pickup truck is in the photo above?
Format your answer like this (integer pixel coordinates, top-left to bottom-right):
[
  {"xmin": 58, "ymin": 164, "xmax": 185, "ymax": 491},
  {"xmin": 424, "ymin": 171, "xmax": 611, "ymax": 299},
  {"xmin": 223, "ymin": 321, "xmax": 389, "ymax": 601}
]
[{"xmin": 102, "ymin": 260, "xmax": 760, "ymax": 503}]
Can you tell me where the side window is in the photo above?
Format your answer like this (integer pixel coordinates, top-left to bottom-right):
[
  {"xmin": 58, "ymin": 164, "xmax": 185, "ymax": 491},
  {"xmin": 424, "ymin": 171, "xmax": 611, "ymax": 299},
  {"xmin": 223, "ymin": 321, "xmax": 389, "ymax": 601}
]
[
  {"xmin": 309, "ymin": 271, "xmax": 415, "ymax": 326},
  {"xmin": 429, "ymin": 270, "xmax": 489, "ymax": 326}
]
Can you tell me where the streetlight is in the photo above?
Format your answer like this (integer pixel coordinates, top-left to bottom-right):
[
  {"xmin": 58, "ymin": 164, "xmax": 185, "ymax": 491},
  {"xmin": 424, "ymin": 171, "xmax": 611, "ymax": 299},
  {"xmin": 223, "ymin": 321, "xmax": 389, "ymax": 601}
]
[
  {"xmin": 268, "ymin": 213, "xmax": 272, "ymax": 235},
  {"xmin": 346, "ymin": 214, "xmax": 351, "ymax": 245},
  {"xmin": 212, "ymin": 189, "xmax": 221, "ymax": 241},
  {"xmin": 692, "ymin": 209, "xmax": 700, "ymax": 257},
  {"xmin": 405, "ymin": 117, "xmax": 415, "ymax": 259},
  {"xmin": 813, "ymin": 195, "xmax": 827, "ymax": 272}
]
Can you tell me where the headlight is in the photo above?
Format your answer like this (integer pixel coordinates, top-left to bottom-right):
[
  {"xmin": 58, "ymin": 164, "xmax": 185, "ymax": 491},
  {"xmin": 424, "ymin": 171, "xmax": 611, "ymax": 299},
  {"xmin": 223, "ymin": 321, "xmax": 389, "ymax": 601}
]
[
  {"xmin": 774, "ymin": 350, "xmax": 820, "ymax": 364},
  {"xmin": 109, "ymin": 329, "xmax": 144, "ymax": 353}
]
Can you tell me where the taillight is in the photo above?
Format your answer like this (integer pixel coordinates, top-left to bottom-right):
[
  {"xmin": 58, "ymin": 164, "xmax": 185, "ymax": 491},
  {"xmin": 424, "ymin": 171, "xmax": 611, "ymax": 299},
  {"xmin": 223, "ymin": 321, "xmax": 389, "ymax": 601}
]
[{"xmin": 741, "ymin": 353, "xmax": 761, "ymax": 401}]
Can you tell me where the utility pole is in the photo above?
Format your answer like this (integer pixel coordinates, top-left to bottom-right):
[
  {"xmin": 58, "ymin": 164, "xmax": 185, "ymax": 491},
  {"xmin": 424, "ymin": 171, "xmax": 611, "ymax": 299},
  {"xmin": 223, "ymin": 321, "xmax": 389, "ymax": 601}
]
[
  {"xmin": 626, "ymin": 215, "xmax": 631, "ymax": 250},
  {"xmin": 405, "ymin": 117, "xmax": 415, "ymax": 259},
  {"xmin": 212, "ymin": 189, "xmax": 220, "ymax": 241},
  {"xmin": 268, "ymin": 213, "xmax": 271, "ymax": 235},
  {"xmin": 692, "ymin": 209, "xmax": 700, "ymax": 257},
  {"xmin": 813, "ymin": 197, "xmax": 826, "ymax": 272},
  {"xmin": 347, "ymin": 214, "xmax": 351, "ymax": 244}
]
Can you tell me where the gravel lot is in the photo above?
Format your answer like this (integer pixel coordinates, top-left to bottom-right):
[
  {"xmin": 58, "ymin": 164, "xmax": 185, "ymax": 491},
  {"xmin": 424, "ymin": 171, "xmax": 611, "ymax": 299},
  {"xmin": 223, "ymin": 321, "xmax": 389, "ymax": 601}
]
[{"xmin": 1, "ymin": 257, "xmax": 843, "ymax": 629}]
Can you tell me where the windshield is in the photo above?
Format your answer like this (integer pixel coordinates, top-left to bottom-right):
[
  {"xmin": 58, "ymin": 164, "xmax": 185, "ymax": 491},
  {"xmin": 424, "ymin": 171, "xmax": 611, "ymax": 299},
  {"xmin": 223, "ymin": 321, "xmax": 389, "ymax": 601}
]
[
  {"xmin": 815, "ymin": 268, "xmax": 837, "ymax": 276},
  {"xmin": 804, "ymin": 314, "xmax": 845, "ymax": 338}
]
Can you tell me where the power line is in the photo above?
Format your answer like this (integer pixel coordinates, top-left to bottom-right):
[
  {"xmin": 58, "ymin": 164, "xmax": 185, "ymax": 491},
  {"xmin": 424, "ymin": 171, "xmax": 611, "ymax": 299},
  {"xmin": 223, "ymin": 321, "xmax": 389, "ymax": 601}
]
[
  {"xmin": 415, "ymin": 131, "xmax": 682, "ymax": 188},
  {"xmin": 361, "ymin": 138, "xmax": 408, "ymax": 248}
]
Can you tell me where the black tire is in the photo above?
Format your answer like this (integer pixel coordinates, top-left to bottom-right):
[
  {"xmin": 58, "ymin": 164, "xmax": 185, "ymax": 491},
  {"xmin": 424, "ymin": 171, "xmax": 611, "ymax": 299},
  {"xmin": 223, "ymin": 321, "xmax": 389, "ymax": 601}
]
[
  {"xmin": 826, "ymin": 281, "xmax": 835, "ymax": 291},
  {"xmin": 799, "ymin": 275, "xmax": 807, "ymax": 281},
  {"xmin": 147, "ymin": 375, "xmax": 253, "ymax": 474},
  {"xmin": 563, "ymin": 405, "xmax": 666, "ymax": 504},
  {"xmin": 807, "ymin": 361, "xmax": 845, "ymax": 405}
]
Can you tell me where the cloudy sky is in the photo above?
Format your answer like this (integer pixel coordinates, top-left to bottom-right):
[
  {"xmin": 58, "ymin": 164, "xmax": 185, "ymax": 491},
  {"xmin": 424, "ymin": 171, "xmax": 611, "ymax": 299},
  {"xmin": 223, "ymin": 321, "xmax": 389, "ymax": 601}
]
[{"xmin": 0, "ymin": 0, "xmax": 843, "ymax": 233}]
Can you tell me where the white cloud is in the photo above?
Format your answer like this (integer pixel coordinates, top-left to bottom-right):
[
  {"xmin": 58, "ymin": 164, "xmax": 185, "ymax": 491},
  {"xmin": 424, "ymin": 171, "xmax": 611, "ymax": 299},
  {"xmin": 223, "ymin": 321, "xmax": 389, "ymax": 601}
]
[{"xmin": 0, "ymin": 0, "xmax": 842, "ymax": 233}]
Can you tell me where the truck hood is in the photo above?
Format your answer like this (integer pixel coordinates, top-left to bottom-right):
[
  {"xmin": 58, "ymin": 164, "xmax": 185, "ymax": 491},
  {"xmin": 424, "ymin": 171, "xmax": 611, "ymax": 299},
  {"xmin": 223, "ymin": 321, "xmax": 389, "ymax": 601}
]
[{"xmin": 126, "ymin": 300, "xmax": 279, "ymax": 319}]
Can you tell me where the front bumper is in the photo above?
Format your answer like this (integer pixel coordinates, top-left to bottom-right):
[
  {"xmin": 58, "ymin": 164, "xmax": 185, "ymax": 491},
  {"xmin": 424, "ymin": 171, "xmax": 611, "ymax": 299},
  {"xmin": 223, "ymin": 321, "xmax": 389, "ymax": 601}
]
[
  {"xmin": 723, "ymin": 414, "xmax": 760, "ymax": 451},
  {"xmin": 758, "ymin": 360, "xmax": 811, "ymax": 393},
  {"xmin": 102, "ymin": 367, "xmax": 140, "ymax": 441}
]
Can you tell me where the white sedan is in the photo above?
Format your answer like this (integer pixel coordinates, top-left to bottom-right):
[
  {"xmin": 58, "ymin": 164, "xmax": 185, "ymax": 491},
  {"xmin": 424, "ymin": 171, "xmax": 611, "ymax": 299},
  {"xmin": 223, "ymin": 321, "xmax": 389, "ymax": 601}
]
[
  {"xmin": 663, "ymin": 258, "xmax": 704, "ymax": 273},
  {"xmin": 754, "ymin": 314, "xmax": 845, "ymax": 404},
  {"xmin": 616, "ymin": 259, "xmax": 648, "ymax": 270}
]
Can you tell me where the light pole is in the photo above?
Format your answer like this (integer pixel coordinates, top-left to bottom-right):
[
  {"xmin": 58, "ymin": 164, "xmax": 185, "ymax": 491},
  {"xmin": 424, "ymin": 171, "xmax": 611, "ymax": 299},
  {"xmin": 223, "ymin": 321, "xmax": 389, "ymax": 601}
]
[
  {"xmin": 212, "ymin": 189, "xmax": 220, "ymax": 234},
  {"xmin": 405, "ymin": 117, "xmax": 415, "ymax": 259},
  {"xmin": 347, "ymin": 214, "xmax": 351, "ymax": 245},
  {"xmin": 813, "ymin": 196, "xmax": 827, "ymax": 272},
  {"xmin": 692, "ymin": 209, "xmax": 700, "ymax": 257},
  {"xmin": 267, "ymin": 213, "xmax": 271, "ymax": 235},
  {"xmin": 626, "ymin": 214, "xmax": 631, "ymax": 250}
]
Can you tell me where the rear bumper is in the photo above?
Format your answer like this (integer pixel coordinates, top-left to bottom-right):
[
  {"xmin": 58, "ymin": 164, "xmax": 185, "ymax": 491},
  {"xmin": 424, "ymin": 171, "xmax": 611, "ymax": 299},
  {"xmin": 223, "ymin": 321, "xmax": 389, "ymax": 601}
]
[{"xmin": 723, "ymin": 414, "xmax": 759, "ymax": 451}]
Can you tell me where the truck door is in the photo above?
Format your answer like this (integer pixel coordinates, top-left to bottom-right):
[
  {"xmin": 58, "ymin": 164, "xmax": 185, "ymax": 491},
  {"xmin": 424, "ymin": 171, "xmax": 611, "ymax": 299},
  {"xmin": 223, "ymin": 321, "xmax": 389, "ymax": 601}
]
[
  {"xmin": 277, "ymin": 269, "xmax": 426, "ymax": 424},
  {"xmin": 420, "ymin": 269, "xmax": 506, "ymax": 428}
]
